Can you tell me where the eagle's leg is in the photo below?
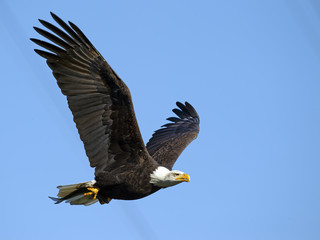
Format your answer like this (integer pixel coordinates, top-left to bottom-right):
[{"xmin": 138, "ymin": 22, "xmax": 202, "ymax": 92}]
[
  {"xmin": 84, "ymin": 187, "xmax": 99, "ymax": 200},
  {"xmin": 98, "ymin": 196, "xmax": 112, "ymax": 205}
]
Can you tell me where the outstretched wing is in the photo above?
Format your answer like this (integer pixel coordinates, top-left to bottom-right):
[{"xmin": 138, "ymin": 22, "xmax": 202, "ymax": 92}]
[
  {"xmin": 146, "ymin": 102, "xmax": 200, "ymax": 170},
  {"xmin": 31, "ymin": 12, "xmax": 150, "ymax": 175}
]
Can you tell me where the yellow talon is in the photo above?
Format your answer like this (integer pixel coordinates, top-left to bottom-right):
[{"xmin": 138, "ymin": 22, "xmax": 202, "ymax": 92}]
[{"xmin": 84, "ymin": 187, "xmax": 99, "ymax": 200}]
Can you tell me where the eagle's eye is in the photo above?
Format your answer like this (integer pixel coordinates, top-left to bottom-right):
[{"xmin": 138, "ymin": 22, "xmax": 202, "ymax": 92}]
[{"xmin": 174, "ymin": 173, "xmax": 180, "ymax": 177}]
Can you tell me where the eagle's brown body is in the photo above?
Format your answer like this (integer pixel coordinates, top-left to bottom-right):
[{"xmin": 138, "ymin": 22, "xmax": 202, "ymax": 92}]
[{"xmin": 95, "ymin": 162, "xmax": 161, "ymax": 201}]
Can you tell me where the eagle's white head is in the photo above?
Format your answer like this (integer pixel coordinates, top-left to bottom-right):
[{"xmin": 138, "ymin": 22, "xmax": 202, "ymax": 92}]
[{"xmin": 150, "ymin": 166, "xmax": 190, "ymax": 188}]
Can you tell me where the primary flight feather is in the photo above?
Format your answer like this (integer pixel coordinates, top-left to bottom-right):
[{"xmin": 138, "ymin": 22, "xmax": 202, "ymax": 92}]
[{"xmin": 31, "ymin": 12, "xmax": 200, "ymax": 206}]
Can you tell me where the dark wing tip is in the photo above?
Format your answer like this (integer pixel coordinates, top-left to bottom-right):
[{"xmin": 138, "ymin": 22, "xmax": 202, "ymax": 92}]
[
  {"xmin": 150, "ymin": 101, "xmax": 200, "ymax": 138},
  {"xmin": 33, "ymin": 26, "xmax": 40, "ymax": 32},
  {"xmin": 166, "ymin": 117, "xmax": 181, "ymax": 123},
  {"xmin": 49, "ymin": 12, "xmax": 62, "ymax": 25},
  {"xmin": 68, "ymin": 21, "xmax": 75, "ymax": 27},
  {"xmin": 184, "ymin": 101, "xmax": 199, "ymax": 119},
  {"xmin": 50, "ymin": 11, "xmax": 58, "ymax": 19},
  {"xmin": 33, "ymin": 49, "xmax": 59, "ymax": 60},
  {"xmin": 173, "ymin": 101, "xmax": 200, "ymax": 121}
]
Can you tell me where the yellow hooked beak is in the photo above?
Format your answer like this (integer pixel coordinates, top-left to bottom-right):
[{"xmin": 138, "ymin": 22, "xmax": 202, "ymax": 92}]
[{"xmin": 175, "ymin": 173, "xmax": 190, "ymax": 182}]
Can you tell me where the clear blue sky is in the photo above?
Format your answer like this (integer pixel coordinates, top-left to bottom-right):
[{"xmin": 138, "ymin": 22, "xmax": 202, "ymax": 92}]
[{"xmin": 1, "ymin": 0, "xmax": 319, "ymax": 239}]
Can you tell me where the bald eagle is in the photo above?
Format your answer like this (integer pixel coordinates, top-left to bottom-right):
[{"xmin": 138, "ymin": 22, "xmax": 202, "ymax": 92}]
[{"xmin": 31, "ymin": 12, "xmax": 200, "ymax": 206}]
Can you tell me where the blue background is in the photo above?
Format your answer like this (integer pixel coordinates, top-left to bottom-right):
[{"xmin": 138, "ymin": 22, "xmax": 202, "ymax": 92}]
[{"xmin": 1, "ymin": 0, "xmax": 319, "ymax": 239}]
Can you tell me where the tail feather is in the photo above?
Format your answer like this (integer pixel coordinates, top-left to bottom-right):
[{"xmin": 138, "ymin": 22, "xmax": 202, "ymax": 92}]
[
  {"xmin": 64, "ymin": 194, "xmax": 86, "ymax": 204},
  {"xmin": 49, "ymin": 196, "xmax": 64, "ymax": 204},
  {"xmin": 49, "ymin": 180, "xmax": 99, "ymax": 206},
  {"xmin": 84, "ymin": 199, "xmax": 99, "ymax": 206},
  {"xmin": 56, "ymin": 180, "xmax": 96, "ymax": 198},
  {"xmin": 71, "ymin": 197, "xmax": 99, "ymax": 206}
]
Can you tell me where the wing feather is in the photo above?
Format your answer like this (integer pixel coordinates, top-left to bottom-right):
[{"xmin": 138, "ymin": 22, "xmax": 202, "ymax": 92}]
[
  {"xmin": 32, "ymin": 12, "xmax": 151, "ymax": 175},
  {"xmin": 146, "ymin": 102, "xmax": 200, "ymax": 170}
]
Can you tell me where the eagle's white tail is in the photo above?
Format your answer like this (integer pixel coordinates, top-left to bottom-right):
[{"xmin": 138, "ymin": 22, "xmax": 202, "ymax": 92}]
[{"xmin": 49, "ymin": 180, "xmax": 99, "ymax": 206}]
